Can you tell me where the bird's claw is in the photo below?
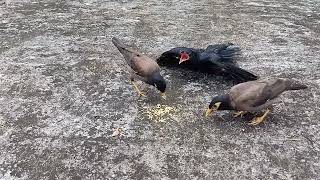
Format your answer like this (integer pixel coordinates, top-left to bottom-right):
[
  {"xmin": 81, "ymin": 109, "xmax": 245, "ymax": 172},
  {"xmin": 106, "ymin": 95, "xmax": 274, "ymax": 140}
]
[
  {"xmin": 139, "ymin": 92, "xmax": 146, "ymax": 97},
  {"xmin": 131, "ymin": 81, "xmax": 146, "ymax": 97},
  {"xmin": 248, "ymin": 109, "xmax": 270, "ymax": 126},
  {"xmin": 233, "ymin": 111, "xmax": 247, "ymax": 118},
  {"xmin": 249, "ymin": 116, "xmax": 265, "ymax": 125}
]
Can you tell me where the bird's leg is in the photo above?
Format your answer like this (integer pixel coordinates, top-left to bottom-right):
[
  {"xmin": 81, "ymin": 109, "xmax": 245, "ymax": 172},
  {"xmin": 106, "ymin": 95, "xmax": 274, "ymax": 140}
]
[
  {"xmin": 130, "ymin": 79, "xmax": 145, "ymax": 97},
  {"xmin": 233, "ymin": 111, "xmax": 247, "ymax": 118},
  {"xmin": 130, "ymin": 72, "xmax": 148, "ymax": 97},
  {"xmin": 249, "ymin": 109, "xmax": 271, "ymax": 125}
]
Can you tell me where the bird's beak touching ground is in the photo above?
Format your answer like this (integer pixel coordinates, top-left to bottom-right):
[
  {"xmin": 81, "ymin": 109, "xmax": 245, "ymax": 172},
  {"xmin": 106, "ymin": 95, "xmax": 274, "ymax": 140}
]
[
  {"xmin": 178, "ymin": 52, "xmax": 190, "ymax": 64},
  {"xmin": 161, "ymin": 92, "xmax": 166, "ymax": 100},
  {"xmin": 205, "ymin": 108, "xmax": 213, "ymax": 117},
  {"xmin": 205, "ymin": 102, "xmax": 221, "ymax": 117}
]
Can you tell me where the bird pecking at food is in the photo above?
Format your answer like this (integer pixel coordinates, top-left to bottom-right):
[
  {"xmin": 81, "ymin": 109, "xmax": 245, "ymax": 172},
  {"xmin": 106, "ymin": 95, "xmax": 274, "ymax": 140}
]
[
  {"xmin": 112, "ymin": 37, "xmax": 167, "ymax": 99},
  {"xmin": 205, "ymin": 78, "xmax": 308, "ymax": 125},
  {"xmin": 157, "ymin": 43, "xmax": 258, "ymax": 83}
]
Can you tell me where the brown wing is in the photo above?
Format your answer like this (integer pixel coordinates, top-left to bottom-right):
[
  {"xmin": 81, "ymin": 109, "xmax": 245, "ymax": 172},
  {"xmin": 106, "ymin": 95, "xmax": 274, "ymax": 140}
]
[
  {"xmin": 131, "ymin": 54, "xmax": 161, "ymax": 77},
  {"xmin": 112, "ymin": 37, "xmax": 160, "ymax": 77},
  {"xmin": 229, "ymin": 80, "xmax": 267, "ymax": 109},
  {"xmin": 259, "ymin": 78, "xmax": 288, "ymax": 100},
  {"xmin": 229, "ymin": 78, "xmax": 288, "ymax": 110}
]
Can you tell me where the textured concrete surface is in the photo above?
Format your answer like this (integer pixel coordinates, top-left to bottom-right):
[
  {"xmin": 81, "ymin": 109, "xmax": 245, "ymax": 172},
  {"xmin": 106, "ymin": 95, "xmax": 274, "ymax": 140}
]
[{"xmin": 0, "ymin": 0, "xmax": 320, "ymax": 179}]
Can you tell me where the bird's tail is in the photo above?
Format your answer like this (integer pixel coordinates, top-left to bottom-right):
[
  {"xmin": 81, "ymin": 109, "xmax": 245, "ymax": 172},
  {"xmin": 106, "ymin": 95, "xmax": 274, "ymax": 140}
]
[
  {"xmin": 222, "ymin": 64, "xmax": 259, "ymax": 82},
  {"xmin": 285, "ymin": 80, "xmax": 308, "ymax": 90},
  {"xmin": 219, "ymin": 45, "xmax": 241, "ymax": 60}
]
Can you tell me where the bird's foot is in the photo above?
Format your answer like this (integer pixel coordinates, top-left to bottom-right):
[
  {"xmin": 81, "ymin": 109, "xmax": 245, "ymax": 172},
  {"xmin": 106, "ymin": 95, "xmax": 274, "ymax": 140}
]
[
  {"xmin": 137, "ymin": 91, "xmax": 146, "ymax": 97},
  {"xmin": 131, "ymin": 81, "xmax": 146, "ymax": 97},
  {"xmin": 249, "ymin": 116, "xmax": 265, "ymax": 126},
  {"xmin": 249, "ymin": 109, "xmax": 270, "ymax": 126},
  {"xmin": 233, "ymin": 111, "xmax": 247, "ymax": 118}
]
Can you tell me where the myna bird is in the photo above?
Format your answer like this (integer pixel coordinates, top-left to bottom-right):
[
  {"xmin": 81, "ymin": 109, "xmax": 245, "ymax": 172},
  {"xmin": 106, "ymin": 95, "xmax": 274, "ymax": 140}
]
[
  {"xmin": 157, "ymin": 44, "xmax": 258, "ymax": 82},
  {"xmin": 205, "ymin": 78, "xmax": 308, "ymax": 125},
  {"xmin": 112, "ymin": 37, "xmax": 166, "ymax": 98}
]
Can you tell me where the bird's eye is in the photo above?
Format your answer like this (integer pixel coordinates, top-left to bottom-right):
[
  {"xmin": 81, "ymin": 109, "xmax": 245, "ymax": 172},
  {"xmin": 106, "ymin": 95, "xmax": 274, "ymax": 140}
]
[{"xmin": 137, "ymin": 54, "xmax": 140, "ymax": 57}]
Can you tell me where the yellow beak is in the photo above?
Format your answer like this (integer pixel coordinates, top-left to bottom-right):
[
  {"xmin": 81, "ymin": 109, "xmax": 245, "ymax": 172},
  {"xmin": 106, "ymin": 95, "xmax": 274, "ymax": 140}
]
[
  {"xmin": 205, "ymin": 102, "xmax": 221, "ymax": 117},
  {"xmin": 215, "ymin": 102, "xmax": 221, "ymax": 109},
  {"xmin": 205, "ymin": 108, "xmax": 213, "ymax": 117},
  {"xmin": 161, "ymin": 92, "xmax": 166, "ymax": 100}
]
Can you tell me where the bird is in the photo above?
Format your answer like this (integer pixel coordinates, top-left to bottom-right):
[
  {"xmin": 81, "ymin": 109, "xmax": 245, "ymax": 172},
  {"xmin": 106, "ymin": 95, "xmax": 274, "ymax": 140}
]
[
  {"xmin": 157, "ymin": 43, "xmax": 258, "ymax": 82},
  {"xmin": 205, "ymin": 78, "xmax": 308, "ymax": 125},
  {"xmin": 112, "ymin": 37, "xmax": 167, "ymax": 99}
]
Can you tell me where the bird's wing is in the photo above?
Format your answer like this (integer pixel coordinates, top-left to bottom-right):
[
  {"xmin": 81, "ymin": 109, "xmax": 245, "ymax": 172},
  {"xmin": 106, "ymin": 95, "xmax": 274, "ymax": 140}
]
[
  {"xmin": 131, "ymin": 55, "xmax": 160, "ymax": 77},
  {"xmin": 257, "ymin": 78, "xmax": 288, "ymax": 100},
  {"xmin": 229, "ymin": 80, "xmax": 269, "ymax": 110},
  {"xmin": 204, "ymin": 60, "xmax": 258, "ymax": 82},
  {"xmin": 200, "ymin": 44, "xmax": 244, "ymax": 81},
  {"xmin": 204, "ymin": 43, "xmax": 241, "ymax": 64},
  {"xmin": 112, "ymin": 37, "xmax": 160, "ymax": 77},
  {"xmin": 205, "ymin": 43, "xmax": 233, "ymax": 53},
  {"xmin": 229, "ymin": 79, "xmax": 289, "ymax": 111}
]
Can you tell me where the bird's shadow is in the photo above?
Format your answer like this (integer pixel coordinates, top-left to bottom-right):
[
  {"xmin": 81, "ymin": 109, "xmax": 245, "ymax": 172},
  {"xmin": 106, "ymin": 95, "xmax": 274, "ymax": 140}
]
[{"xmin": 201, "ymin": 111, "xmax": 287, "ymax": 133}]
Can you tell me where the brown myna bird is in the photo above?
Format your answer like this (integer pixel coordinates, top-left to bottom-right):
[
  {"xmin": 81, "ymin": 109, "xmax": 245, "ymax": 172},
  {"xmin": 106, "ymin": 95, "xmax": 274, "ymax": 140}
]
[
  {"xmin": 205, "ymin": 78, "xmax": 308, "ymax": 125},
  {"xmin": 112, "ymin": 37, "xmax": 166, "ymax": 98}
]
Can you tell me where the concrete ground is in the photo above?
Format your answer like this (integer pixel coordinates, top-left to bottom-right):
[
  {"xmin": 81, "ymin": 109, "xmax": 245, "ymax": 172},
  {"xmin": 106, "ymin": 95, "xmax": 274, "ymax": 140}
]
[{"xmin": 0, "ymin": 0, "xmax": 320, "ymax": 179}]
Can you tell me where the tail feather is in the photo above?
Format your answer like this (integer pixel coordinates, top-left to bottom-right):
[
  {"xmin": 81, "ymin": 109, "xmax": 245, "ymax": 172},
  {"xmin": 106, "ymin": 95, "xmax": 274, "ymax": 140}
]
[
  {"xmin": 222, "ymin": 64, "xmax": 258, "ymax": 82},
  {"xmin": 286, "ymin": 80, "xmax": 308, "ymax": 90},
  {"xmin": 218, "ymin": 45, "xmax": 256, "ymax": 82}
]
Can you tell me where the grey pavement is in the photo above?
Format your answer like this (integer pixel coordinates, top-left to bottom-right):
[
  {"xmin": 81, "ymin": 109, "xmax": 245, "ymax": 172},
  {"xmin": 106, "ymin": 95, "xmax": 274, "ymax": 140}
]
[{"xmin": 0, "ymin": 0, "xmax": 320, "ymax": 179}]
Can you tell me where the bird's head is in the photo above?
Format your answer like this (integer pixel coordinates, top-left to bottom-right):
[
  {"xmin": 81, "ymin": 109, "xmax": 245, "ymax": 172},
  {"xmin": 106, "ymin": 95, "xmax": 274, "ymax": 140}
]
[
  {"xmin": 157, "ymin": 47, "xmax": 195, "ymax": 65},
  {"xmin": 150, "ymin": 72, "xmax": 167, "ymax": 99},
  {"xmin": 205, "ymin": 94, "xmax": 231, "ymax": 117}
]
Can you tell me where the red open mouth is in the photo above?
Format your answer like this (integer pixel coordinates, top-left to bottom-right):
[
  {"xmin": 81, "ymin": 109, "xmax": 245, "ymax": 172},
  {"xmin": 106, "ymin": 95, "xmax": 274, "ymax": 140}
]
[{"xmin": 179, "ymin": 52, "xmax": 190, "ymax": 64}]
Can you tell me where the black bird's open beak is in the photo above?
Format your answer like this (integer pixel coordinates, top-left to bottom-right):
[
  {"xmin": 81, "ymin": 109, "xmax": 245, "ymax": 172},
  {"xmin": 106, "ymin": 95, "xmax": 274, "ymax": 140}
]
[
  {"xmin": 205, "ymin": 102, "xmax": 221, "ymax": 117},
  {"xmin": 178, "ymin": 52, "xmax": 190, "ymax": 64}
]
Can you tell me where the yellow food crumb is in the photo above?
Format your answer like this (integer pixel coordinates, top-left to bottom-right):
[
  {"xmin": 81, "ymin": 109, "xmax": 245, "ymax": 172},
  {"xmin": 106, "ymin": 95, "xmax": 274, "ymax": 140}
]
[{"xmin": 144, "ymin": 104, "xmax": 177, "ymax": 122}]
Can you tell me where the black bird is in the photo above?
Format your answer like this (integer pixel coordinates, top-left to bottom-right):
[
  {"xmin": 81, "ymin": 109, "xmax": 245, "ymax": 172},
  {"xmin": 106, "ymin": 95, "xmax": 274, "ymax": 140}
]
[
  {"xmin": 112, "ymin": 37, "xmax": 166, "ymax": 98},
  {"xmin": 157, "ymin": 43, "xmax": 258, "ymax": 82},
  {"xmin": 205, "ymin": 78, "xmax": 308, "ymax": 125}
]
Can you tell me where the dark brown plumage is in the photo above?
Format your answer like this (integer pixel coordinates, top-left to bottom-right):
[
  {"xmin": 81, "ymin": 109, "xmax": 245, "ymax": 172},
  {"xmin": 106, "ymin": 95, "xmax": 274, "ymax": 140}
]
[
  {"xmin": 206, "ymin": 78, "xmax": 308, "ymax": 125},
  {"xmin": 112, "ymin": 37, "xmax": 166, "ymax": 98}
]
